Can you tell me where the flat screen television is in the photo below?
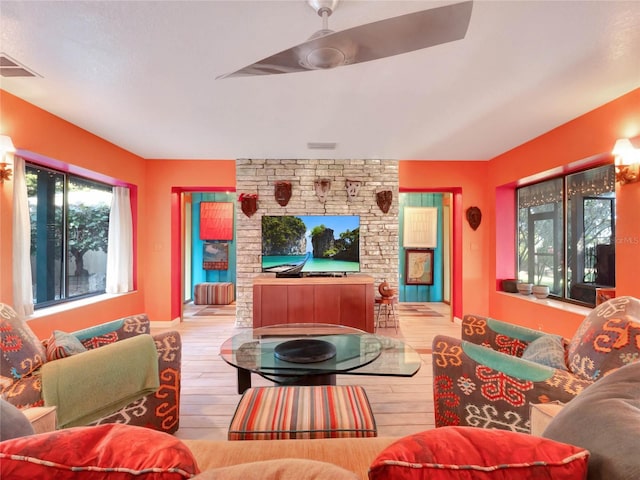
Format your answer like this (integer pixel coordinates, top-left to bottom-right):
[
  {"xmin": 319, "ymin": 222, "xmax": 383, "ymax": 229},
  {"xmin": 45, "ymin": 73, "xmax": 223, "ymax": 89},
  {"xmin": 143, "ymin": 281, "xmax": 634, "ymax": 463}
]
[{"xmin": 261, "ymin": 215, "xmax": 360, "ymax": 276}]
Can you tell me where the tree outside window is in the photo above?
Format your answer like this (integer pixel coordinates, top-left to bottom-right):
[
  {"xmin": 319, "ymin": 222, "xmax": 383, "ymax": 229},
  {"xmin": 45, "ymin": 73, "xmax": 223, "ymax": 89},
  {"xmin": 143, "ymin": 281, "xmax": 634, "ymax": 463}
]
[
  {"xmin": 517, "ymin": 165, "xmax": 615, "ymax": 306},
  {"xmin": 26, "ymin": 164, "xmax": 112, "ymax": 307}
]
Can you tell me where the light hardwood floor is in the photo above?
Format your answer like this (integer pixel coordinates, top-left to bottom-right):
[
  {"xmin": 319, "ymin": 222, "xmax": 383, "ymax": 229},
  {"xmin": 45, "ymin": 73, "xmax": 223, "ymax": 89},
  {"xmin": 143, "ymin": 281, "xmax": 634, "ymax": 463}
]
[{"xmin": 154, "ymin": 302, "xmax": 461, "ymax": 441}]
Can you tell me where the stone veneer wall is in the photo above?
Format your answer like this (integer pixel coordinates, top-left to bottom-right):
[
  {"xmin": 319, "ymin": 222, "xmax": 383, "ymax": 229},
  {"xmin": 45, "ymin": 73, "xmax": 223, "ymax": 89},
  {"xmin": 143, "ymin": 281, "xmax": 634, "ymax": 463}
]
[{"xmin": 235, "ymin": 159, "xmax": 399, "ymax": 327}]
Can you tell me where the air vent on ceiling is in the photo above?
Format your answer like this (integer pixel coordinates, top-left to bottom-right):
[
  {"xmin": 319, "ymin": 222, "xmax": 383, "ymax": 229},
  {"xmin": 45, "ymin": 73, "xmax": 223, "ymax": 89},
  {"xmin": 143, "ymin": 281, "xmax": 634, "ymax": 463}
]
[
  {"xmin": 0, "ymin": 53, "xmax": 39, "ymax": 78},
  {"xmin": 307, "ymin": 142, "xmax": 337, "ymax": 150}
]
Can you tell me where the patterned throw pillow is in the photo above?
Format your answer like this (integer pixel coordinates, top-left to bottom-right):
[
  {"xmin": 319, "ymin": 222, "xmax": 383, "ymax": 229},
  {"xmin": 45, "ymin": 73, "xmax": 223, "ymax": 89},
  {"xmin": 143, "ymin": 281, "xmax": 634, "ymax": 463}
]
[
  {"xmin": 369, "ymin": 426, "xmax": 589, "ymax": 480},
  {"xmin": 566, "ymin": 296, "xmax": 640, "ymax": 380},
  {"xmin": 45, "ymin": 330, "xmax": 88, "ymax": 361},
  {"xmin": 0, "ymin": 303, "xmax": 46, "ymax": 380},
  {"xmin": 0, "ymin": 423, "xmax": 200, "ymax": 479},
  {"xmin": 521, "ymin": 334, "xmax": 568, "ymax": 371}
]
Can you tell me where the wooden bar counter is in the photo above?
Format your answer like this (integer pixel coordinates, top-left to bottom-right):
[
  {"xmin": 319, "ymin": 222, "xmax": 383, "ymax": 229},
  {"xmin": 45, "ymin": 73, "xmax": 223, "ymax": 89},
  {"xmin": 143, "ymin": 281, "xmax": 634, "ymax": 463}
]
[{"xmin": 252, "ymin": 275, "xmax": 375, "ymax": 332}]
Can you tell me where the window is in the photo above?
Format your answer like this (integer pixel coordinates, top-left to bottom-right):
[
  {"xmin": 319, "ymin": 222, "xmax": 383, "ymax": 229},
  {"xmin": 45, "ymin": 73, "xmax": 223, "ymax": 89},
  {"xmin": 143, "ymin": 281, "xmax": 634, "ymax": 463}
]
[
  {"xmin": 26, "ymin": 164, "xmax": 112, "ymax": 307},
  {"xmin": 517, "ymin": 164, "xmax": 615, "ymax": 306}
]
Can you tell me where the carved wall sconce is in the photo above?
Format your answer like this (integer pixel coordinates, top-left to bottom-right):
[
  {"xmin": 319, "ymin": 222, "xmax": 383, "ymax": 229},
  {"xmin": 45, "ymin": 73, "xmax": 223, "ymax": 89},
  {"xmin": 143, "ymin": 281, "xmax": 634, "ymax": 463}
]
[
  {"xmin": 345, "ymin": 179, "xmax": 361, "ymax": 202},
  {"xmin": 376, "ymin": 190, "xmax": 393, "ymax": 213},
  {"xmin": 612, "ymin": 138, "xmax": 640, "ymax": 185},
  {"xmin": 239, "ymin": 193, "xmax": 258, "ymax": 217},
  {"xmin": 466, "ymin": 206, "xmax": 482, "ymax": 230},
  {"xmin": 274, "ymin": 181, "xmax": 292, "ymax": 206},
  {"xmin": 0, "ymin": 135, "xmax": 15, "ymax": 183},
  {"xmin": 314, "ymin": 178, "xmax": 331, "ymax": 203}
]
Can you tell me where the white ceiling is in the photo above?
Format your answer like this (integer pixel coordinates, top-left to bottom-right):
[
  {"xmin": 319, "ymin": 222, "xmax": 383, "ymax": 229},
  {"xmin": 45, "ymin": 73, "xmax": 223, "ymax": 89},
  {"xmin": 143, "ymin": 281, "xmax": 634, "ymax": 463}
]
[{"xmin": 1, "ymin": 0, "xmax": 639, "ymax": 161}]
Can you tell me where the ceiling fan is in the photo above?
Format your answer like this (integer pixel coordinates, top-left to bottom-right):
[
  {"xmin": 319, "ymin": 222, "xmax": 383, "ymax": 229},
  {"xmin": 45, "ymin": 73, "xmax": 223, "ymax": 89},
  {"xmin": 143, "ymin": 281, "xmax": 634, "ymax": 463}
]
[{"xmin": 217, "ymin": 0, "xmax": 473, "ymax": 79}]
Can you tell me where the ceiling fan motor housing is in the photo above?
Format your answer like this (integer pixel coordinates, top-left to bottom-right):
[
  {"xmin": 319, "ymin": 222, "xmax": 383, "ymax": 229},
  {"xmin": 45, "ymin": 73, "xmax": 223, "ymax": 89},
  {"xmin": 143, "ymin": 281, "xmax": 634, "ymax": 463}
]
[
  {"xmin": 300, "ymin": 29, "xmax": 350, "ymax": 69},
  {"xmin": 308, "ymin": 0, "xmax": 339, "ymax": 16}
]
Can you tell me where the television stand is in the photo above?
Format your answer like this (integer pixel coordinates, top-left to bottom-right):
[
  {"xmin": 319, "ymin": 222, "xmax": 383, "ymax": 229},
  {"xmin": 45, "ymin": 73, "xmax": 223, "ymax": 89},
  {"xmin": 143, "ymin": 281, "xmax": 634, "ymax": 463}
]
[{"xmin": 253, "ymin": 275, "xmax": 375, "ymax": 332}]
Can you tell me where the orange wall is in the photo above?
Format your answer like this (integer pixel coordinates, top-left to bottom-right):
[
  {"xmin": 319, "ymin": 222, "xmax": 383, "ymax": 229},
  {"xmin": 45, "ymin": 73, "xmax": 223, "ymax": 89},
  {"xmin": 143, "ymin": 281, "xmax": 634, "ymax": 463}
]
[
  {"xmin": 2, "ymin": 87, "xmax": 639, "ymax": 340},
  {"xmin": 143, "ymin": 160, "xmax": 235, "ymax": 321},
  {"xmin": 1, "ymin": 90, "xmax": 146, "ymax": 337},
  {"xmin": 0, "ymin": 90, "xmax": 237, "ymax": 335},
  {"xmin": 486, "ymin": 88, "xmax": 640, "ymax": 338},
  {"xmin": 399, "ymin": 161, "xmax": 489, "ymax": 317}
]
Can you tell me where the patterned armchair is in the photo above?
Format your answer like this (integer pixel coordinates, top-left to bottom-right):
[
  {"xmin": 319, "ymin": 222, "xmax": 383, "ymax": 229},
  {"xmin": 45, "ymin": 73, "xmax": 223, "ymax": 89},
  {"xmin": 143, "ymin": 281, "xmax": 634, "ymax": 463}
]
[
  {"xmin": 0, "ymin": 304, "xmax": 181, "ymax": 434},
  {"xmin": 432, "ymin": 296, "xmax": 640, "ymax": 433}
]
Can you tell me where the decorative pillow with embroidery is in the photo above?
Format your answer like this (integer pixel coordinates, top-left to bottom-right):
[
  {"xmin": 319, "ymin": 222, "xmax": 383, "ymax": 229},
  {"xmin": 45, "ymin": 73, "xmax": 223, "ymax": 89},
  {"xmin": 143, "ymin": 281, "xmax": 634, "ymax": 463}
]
[
  {"xmin": 45, "ymin": 330, "xmax": 88, "ymax": 361},
  {"xmin": 566, "ymin": 296, "xmax": 640, "ymax": 381},
  {"xmin": 0, "ymin": 303, "xmax": 46, "ymax": 380},
  {"xmin": 521, "ymin": 334, "xmax": 568, "ymax": 371}
]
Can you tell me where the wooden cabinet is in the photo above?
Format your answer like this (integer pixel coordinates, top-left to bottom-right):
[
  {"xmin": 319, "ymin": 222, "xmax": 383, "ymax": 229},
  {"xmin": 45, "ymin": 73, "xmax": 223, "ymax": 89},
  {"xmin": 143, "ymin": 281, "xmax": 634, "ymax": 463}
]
[{"xmin": 253, "ymin": 275, "xmax": 375, "ymax": 332}]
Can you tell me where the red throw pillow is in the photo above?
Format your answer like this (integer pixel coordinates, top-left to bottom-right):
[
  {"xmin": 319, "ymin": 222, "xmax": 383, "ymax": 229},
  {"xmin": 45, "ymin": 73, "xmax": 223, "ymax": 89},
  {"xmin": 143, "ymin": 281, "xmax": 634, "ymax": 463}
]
[
  {"xmin": 368, "ymin": 426, "xmax": 588, "ymax": 480},
  {"xmin": 0, "ymin": 423, "xmax": 200, "ymax": 479}
]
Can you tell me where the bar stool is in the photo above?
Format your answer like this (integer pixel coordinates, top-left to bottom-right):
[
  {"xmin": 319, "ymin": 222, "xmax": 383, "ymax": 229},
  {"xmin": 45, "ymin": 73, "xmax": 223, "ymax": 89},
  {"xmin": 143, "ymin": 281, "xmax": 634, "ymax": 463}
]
[{"xmin": 374, "ymin": 296, "xmax": 398, "ymax": 331}]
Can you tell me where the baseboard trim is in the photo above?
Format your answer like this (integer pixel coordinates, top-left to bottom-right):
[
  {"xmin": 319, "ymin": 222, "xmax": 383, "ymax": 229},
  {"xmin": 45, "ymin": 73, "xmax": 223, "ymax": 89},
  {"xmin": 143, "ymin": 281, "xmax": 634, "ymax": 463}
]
[{"xmin": 151, "ymin": 317, "xmax": 181, "ymax": 328}]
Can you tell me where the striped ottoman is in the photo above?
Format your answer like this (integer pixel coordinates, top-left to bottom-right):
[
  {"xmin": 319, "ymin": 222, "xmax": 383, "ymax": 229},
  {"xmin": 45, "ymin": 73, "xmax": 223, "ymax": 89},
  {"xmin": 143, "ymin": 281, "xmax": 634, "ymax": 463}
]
[
  {"xmin": 193, "ymin": 282, "xmax": 234, "ymax": 305},
  {"xmin": 228, "ymin": 385, "xmax": 377, "ymax": 440}
]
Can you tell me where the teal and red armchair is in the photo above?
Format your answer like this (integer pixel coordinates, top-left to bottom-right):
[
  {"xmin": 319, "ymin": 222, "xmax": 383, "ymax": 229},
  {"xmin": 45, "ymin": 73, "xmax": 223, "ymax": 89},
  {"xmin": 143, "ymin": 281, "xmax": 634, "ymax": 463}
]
[
  {"xmin": 432, "ymin": 296, "xmax": 640, "ymax": 433},
  {"xmin": 0, "ymin": 304, "xmax": 181, "ymax": 434}
]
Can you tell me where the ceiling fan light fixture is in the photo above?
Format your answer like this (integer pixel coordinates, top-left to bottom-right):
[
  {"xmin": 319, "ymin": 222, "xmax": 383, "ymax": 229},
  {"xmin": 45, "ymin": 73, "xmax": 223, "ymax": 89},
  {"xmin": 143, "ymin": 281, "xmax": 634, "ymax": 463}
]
[{"xmin": 301, "ymin": 46, "xmax": 346, "ymax": 69}]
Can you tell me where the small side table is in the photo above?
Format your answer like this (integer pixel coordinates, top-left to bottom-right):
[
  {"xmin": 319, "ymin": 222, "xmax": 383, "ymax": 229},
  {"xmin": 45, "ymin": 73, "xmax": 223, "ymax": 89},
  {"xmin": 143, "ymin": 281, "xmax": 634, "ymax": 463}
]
[
  {"xmin": 529, "ymin": 403, "xmax": 564, "ymax": 436},
  {"xmin": 375, "ymin": 296, "xmax": 398, "ymax": 331},
  {"xmin": 23, "ymin": 406, "xmax": 57, "ymax": 434}
]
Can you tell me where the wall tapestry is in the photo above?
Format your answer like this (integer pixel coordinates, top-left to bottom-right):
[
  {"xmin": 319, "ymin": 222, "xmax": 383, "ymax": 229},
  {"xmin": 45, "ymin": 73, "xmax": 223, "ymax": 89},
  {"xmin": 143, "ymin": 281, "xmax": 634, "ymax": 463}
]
[{"xmin": 403, "ymin": 206, "xmax": 438, "ymax": 248}]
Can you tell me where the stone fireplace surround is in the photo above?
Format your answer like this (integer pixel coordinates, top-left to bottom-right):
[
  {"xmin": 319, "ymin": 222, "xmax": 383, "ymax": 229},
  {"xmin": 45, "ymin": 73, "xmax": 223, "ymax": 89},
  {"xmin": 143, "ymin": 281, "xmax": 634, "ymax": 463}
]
[{"xmin": 235, "ymin": 159, "xmax": 399, "ymax": 327}]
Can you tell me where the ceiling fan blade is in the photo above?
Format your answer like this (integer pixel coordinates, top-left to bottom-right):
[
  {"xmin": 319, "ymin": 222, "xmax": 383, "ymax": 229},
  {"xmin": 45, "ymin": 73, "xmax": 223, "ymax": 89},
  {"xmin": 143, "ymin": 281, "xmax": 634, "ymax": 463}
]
[{"xmin": 218, "ymin": 1, "xmax": 473, "ymax": 79}]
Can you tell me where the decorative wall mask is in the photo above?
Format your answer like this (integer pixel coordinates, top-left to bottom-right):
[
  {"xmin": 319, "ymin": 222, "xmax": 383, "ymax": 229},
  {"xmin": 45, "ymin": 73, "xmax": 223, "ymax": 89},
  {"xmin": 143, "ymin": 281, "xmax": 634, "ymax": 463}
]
[
  {"xmin": 376, "ymin": 190, "xmax": 393, "ymax": 213},
  {"xmin": 274, "ymin": 181, "xmax": 292, "ymax": 207},
  {"xmin": 466, "ymin": 206, "xmax": 482, "ymax": 230},
  {"xmin": 239, "ymin": 193, "xmax": 258, "ymax": 217},
  {"xmin": 345, "ymin": 179, "xmax": 362, "ymax": 202},
  {"xmin": 314, "ymin": 178, "xmax": 331, "ymax": 203}
]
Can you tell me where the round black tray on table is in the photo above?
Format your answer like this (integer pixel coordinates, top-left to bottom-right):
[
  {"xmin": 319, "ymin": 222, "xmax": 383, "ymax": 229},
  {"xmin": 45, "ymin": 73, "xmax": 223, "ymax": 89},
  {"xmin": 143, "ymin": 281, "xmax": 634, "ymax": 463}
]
[{"xmin": 274, "ymin": 339, "xmax": 337, "ymax": 363}]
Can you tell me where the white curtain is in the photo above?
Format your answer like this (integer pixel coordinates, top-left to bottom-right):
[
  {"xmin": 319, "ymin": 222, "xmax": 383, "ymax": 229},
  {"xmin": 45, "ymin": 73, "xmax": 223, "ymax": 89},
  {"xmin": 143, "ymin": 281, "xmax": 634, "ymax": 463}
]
[
  {"xmin": 106, "ymin": 186, "xmax": 133, "ymax": 293},
  {"xmin": 12, "ymin": 156, "xmax": 34, "ymax": 316}
]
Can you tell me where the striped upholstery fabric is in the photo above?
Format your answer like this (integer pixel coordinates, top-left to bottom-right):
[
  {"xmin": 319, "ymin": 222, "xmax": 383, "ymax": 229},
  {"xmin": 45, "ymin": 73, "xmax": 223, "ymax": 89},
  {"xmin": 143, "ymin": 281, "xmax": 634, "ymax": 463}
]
[
  {"xmin": 228, "ymin": 385, "xmax": 377, "ymax": 440},
  {"xmin": 193, "ymin": 282, "xmax": 234, "ymax": 305}
]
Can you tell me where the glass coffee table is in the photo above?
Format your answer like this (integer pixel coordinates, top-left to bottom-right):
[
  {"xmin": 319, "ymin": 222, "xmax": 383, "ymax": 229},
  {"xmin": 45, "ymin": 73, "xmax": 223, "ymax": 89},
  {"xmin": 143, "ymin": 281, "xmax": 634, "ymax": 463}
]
[{"xmin": 220, "ymin": 323, "xmax": 422, "ymax": 393}]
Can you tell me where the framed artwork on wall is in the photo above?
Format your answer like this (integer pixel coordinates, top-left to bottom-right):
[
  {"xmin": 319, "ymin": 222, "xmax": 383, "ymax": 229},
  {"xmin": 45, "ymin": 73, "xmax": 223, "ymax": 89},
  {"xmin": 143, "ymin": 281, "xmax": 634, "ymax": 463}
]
[
  {"xmin": 403, "ymin": 206, "xmax": 437, "ymax": 248},
  {"xmin": 200, "ymin": 202, "xmax": 234, "ymax": 240},
  {"xmin": 405, "ymin": 249, "xmax": 434, "ymax": 285},
  {"xmin": 203, "ymin": 242, "xmax": 229, "ymax": 270}
]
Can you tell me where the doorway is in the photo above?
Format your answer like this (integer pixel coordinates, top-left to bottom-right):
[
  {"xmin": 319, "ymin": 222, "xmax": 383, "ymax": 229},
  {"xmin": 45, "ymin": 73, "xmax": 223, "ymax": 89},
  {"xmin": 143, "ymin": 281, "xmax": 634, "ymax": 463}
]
[{"xmin": 398, "ymin": 190, "xmax": 461, "ymax": 320}]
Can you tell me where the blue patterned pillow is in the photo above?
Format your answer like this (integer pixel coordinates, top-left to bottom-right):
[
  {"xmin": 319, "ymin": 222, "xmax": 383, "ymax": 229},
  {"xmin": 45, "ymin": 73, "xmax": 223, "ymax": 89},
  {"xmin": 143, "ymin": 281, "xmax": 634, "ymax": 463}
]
[{"xmin": 521, "ymin": 335, "xmax": 568, "ymax": 371}]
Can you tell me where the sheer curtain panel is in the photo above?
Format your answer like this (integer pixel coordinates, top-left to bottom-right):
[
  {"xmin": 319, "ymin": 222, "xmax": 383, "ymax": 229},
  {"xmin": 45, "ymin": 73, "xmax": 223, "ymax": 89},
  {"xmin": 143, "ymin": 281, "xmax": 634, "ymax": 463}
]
[
  {"xmin": 106, "ymin": 186, "xmax": 133, "ymax": 294},
  {"xmin": 12, "ymin": 156, "xmax": 35, "ymax": 316}
]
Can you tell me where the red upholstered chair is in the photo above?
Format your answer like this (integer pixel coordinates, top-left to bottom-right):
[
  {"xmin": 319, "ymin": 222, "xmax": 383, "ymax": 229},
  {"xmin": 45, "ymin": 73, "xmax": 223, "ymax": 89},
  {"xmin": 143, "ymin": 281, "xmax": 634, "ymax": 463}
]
[
  {"xmin": 432, "ymin": 296, "xmax": 640, "ymax": 433},
  {"xmin": 0, "ymin": 304, "xmax": 182, "ymax": 434}
]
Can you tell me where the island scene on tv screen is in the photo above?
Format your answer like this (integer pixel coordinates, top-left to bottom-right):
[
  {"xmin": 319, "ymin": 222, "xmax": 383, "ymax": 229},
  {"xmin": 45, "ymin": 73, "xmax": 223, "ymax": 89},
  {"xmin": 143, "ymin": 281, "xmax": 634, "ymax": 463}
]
[{"xmin": 261, "ymin": 215, "xmax": 360, "ymax": 274}]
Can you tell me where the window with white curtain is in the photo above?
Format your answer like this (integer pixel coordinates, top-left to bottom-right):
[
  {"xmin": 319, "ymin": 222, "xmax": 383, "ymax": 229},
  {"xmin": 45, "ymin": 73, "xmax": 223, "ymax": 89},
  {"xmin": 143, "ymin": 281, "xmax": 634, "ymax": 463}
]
[
  {"xmin": 517, "ymin": 164, "xmax": 616, "ymax": 307},
  {"xmin": 26, "ymin": 163, "xmax": 112, "ymax": 307}
]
